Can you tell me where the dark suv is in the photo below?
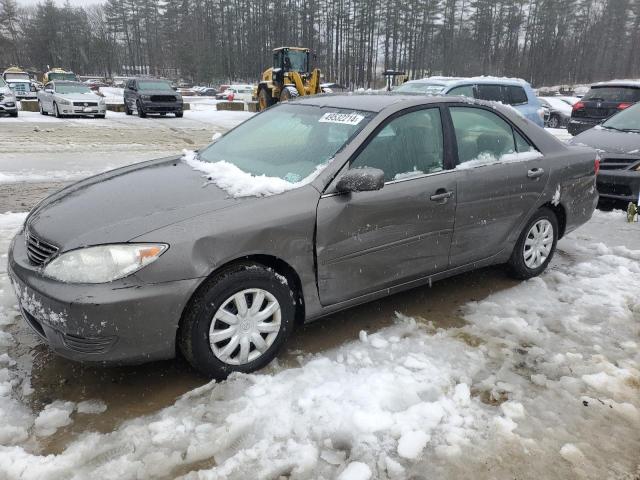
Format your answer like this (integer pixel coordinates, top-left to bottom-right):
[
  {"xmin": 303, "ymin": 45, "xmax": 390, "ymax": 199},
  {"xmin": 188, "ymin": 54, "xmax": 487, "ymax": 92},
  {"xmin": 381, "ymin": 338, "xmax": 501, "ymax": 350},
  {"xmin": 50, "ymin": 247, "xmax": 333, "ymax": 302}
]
[
  {"xmin": 124, "ymin": 78, "xmax": 184, "ymax": 118},
  {"xmin": 568, "ymin": 81, "xmax": 640, "ymax": 135}
]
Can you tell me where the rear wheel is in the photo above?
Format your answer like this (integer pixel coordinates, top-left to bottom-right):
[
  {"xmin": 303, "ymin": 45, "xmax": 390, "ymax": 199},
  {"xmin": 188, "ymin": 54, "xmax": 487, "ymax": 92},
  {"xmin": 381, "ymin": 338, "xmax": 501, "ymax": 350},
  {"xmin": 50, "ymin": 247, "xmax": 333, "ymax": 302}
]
[
  {"xmin": 507, "ymin": 207, "xmax": 558, "ymax": 279},
  {"xmin": 95, "ymin": 114, "xmax": 106, "ymax": 119},
  {"xmin": 9, "ymin": 110, "xmax": 18, "ymax": 118},
  {"xmin": 175, "ymin": 111, "xmax": 183, "ymax": 118},
  {"xmin": 39, "ymin": 101, "xmax": 48, "ymax": 116},
  {"xmin": 178, "ymin": 263, "xmax": 296, "ymax": 379},
  {"xmin": 258, "ymin": 88, "xmax": 274, "ymax": 111}
]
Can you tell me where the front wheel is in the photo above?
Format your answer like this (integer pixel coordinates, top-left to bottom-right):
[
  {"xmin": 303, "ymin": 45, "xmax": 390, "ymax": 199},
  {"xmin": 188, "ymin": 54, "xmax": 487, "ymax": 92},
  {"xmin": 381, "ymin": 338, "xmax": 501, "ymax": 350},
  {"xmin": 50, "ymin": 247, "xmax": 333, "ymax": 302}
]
[
  {"xmin": 54, "ymin": 103, "xmax": 62, "ymax": 118},
  {"xmin": 507, "ymin": 207, "xmax": 558, "ymax": 279},
  {"xmin": 137, "ymin": 101, "xmax": 146, "ymax": 118},
  {"xmin": 39, "ymin": 101, "xmax": 48, "ymax": 115},
  {"xmin": 175, "ymin": 111, "xmax": 183, "ymax": 118},
  {"xmin": 178, "ymin": 263, "xmax": 296, "ymax": 379},
  {"xmin": 258, "ymin": 88, "xmax": 274, "ymax": 111}
]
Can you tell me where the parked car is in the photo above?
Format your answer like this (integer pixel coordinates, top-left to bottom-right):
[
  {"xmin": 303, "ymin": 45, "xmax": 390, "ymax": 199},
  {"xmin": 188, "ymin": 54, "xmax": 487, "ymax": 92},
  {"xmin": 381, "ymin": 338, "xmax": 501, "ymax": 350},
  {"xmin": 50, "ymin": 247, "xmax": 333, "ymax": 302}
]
[
  {"xmin": 221, "ymin": 84, "xmax": 254, "ymax": 102},
  {"xmin": 198, "ymin": 87, "xmax": 218, "ymax": 96},
  {"xmin": 570, "ymin": 101, "xmax": 640, "ymax": 209},
  {"xmin": 539, "ymin": 96, "xmax": 573, "ymax": 128},
  {"xmin": 394, "ymin": 76, "xmax": 545, "ymax": 127},
  {"xmin": 215, "ymin": 85, "xmax": 231, "ymax": 99},
  {"xmin": 0, "ymin": 77, "xmax": 18, "ymax": 117},
  {"xmin": 8, "ymin": 94, "xmax": 598, "ymax": 378},
  {"xmin": 568, "ymin": 80, "xmax": 640, "ymax": 136},
  {"xmin": 37, "ymin": 81, "xmax": 106, "ymax": 118},
  {"xmin": 124, "ymin": 77, "xmax": 184, "ymax": 118}
]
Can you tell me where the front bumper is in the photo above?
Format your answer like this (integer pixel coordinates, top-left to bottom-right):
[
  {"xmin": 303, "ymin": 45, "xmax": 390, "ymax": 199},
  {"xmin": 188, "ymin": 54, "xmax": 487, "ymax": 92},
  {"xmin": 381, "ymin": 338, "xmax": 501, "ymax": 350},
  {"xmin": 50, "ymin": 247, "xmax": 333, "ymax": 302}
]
[
  {"xmin": 0, "ymin": 102, "xmax": 18, "ymax": 113},
  {"xmin": 141, "ymin": 101, "xmax": 183, "ymax": 113},
  {"xmin": 59, "ymin": 104, "xmax": 107, "ymax": 116},
  {"xmin": 568, "ymin": 117, "xmax": 601, "ymax": 136},
  {"xmin": 8, "ymin": 230, "xmax": 201, "ymax": 365},
  {"xmin": 596, "ymin": 171, "xmax": 640, "ymax": 203}
]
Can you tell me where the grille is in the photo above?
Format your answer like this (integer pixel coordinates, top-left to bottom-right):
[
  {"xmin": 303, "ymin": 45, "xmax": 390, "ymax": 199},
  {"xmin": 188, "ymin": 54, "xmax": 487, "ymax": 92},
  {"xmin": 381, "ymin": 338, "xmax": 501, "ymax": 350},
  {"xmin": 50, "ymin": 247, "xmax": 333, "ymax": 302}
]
[
  {"xmin": 150, "ymin": 95, "xmax": 176, "ymax": 102},
  {"xmin": 25, "ymin": 230, "xmax": 59, "ymax": 266},
  {"xmin": 61, "ymin": 332, "xmax": 117, "ymax": 354},
  {"xmin": 599, "ymin": 157, "xmax": 639, "ymax": 170},
  {"xmin": 73, "ymin": 101, "xmax": 98, "ymax": 107}
]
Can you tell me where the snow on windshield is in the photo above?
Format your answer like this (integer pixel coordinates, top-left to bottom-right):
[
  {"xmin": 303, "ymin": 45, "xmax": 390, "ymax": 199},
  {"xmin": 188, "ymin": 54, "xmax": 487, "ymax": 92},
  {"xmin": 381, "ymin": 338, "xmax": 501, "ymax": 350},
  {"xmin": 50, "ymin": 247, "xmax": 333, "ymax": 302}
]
[{"xmin": 183, "ymin": 150, "xmax": 328, "ymax": 197}]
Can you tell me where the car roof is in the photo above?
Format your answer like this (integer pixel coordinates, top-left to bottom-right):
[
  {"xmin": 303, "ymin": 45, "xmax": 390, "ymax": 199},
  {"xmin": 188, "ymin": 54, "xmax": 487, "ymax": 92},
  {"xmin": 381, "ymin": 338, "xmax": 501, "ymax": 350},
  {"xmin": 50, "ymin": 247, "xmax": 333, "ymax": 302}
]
[
  {"xmin": 294, "ymin": 92, "xmax": 465, "ymax": 112},
  {"xmin": 404, "ymin": 76, "xmax": 531, "ymax": 87},
  {"xmin": 590, "ymin": 79, "xmax": 640, "ymax": 88},
  {"xmin": 51, "ymin": 81, "xmax": 85, "ymax": 85}
]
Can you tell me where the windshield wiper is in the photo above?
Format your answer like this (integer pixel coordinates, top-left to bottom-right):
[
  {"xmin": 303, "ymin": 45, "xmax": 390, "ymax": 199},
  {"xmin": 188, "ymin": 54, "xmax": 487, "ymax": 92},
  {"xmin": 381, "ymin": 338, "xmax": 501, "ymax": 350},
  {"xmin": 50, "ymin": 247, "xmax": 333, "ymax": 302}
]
[{"xmin": 602, "ymin": 125, "xmax": 640, "ymax": 133}]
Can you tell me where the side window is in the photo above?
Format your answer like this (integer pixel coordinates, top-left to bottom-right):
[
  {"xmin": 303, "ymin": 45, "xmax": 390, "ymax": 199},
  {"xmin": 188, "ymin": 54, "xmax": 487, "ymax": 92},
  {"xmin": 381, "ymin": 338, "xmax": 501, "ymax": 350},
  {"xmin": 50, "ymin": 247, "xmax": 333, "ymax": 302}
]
[
  {"xmin": 350, "ymin": 108, "xmax": 444, "ymax": 182},
  {"xmin": 514, "ymin": 130, "xmax": 535, "ymax": 153},
  {"xmin": 476, "ymin": 84, "xmax": 505, "ymax": 103},
  {"xmin": 448, "ymin": 84, "xmax": 474, "ymax": 98},
  {"xmin": 450, "ymin": 107, "xmax": 518, "ymax": 165},
  {"xmin": 507, "ymin": 86, "xmax": 528, "ymax": 105}
]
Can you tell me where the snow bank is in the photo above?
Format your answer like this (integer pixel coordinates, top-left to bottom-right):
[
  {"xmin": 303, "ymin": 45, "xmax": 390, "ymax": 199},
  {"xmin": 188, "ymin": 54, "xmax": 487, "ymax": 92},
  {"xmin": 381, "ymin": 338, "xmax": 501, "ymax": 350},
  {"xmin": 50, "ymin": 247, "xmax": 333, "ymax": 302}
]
[
  {"xmin": 183, "ymin": 150, "xmax": 326, "ymax": 198},
  {"xmin": 456, "ymin": 150, "xmax": 542, "ymax": 169},
  {"xmin": 0, "ymin": 211, "xmax": 638, "ymax": 478}
]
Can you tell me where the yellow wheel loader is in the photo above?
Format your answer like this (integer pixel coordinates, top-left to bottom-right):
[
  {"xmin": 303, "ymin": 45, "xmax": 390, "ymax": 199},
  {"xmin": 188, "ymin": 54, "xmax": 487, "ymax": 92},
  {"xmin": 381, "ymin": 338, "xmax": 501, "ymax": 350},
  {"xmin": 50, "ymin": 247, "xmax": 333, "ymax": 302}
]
[{"xmin": 255, "ymin": 47, "xmax": 322, "ymax": 111}]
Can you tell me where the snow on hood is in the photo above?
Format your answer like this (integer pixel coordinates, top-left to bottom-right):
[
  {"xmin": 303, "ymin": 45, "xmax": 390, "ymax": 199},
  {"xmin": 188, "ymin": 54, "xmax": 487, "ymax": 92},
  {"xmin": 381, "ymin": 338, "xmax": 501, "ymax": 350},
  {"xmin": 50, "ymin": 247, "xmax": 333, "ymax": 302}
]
[
  {"xmin": 456, "ymin": 150, "xmax": 543, "ymax": 169},
  {"xmin": 182, "ymin": 150, "xmax": 327, "ymax": 198}
]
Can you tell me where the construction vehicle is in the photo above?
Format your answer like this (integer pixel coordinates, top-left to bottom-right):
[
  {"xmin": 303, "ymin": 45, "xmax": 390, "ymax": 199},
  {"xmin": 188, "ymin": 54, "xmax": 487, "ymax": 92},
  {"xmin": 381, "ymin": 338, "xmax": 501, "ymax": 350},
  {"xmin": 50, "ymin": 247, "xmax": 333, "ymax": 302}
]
[
  {"xmin": 43, "ymin": 68, "xmax": 78, "ymax": 83},
  {"xmin": 255, "ymin": 47, "xmax": 322, "ymax": 111}
]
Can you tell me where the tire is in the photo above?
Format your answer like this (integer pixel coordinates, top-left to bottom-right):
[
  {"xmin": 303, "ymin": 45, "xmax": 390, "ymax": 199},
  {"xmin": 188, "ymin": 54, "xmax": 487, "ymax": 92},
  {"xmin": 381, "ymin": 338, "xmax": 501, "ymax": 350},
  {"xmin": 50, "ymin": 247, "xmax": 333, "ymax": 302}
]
[
  {"xmin": 175, "ymin": 111, "xmax": 183, "ymax": 118},
  {"xmin": 507, "ymin": 207, "xmax": 558, "ymax": 280},
  {"xmin": 258, "ymin": 88, "xmax": 274, "ymax": 111},
  {"xmin": 547, "ymin": 114, "xmax": 560, "ymax": 129},
  {"xmin": 279, "ymin": 86, "xmax": 299, "ymax": 102},
  {"xmin": 178, "ymin": 263, "xmax": 296, "ymax": 379},
  {"xmin": 9, "ymin": 111, "xmax": 18, "ymax": 118},
  {"xmin": 137, "ymin": 101, "xmax": 146, "ymax": 118},
  {"xmin": 54, "ymin": 103, "xmax": 62, "ymax": 118},
  {"xmin": 125, "ymin": 101, "xmax": 132, "ymax": 115},
  {"xmin": 39, "ymin": 101, "xmax": 48, "ymax": 116},
  {"xmin": 95, "ymin": 114, "xmax": 106, "ymax": 119}
]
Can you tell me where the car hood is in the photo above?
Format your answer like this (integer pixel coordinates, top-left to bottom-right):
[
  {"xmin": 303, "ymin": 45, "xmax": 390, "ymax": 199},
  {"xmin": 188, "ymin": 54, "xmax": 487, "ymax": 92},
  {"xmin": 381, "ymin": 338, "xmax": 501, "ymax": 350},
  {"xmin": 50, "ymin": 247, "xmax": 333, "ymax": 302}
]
[
  {"xmin": 57, "ymin": 92, "xmax": 102, "ymax": 102},
  {"xmin": 570, "ymin": 127, "xmax": 640, "ymax": 155},
  {"xmin": 26, "ymin": 157, "xmax": 246, "ymax": 251}
]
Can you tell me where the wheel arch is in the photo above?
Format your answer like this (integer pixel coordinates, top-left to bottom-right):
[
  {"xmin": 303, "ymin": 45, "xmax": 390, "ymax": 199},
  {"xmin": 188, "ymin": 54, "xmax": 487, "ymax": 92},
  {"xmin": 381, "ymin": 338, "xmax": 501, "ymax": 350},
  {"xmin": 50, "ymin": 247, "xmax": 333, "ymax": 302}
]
[
  {"xmin": 177, "ymin": 254, "xmax": 306, "ymax": 346},
  {"xmin": 540, "ymin": 201, "xmax": 567, "ymax": 238}
]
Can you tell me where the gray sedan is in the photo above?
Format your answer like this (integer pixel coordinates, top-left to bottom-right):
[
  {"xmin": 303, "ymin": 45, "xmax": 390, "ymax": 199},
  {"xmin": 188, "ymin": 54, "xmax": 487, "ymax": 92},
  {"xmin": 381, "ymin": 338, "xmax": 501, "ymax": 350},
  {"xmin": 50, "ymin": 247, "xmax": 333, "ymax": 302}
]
[{"xmin": 8, "ymin": 94, "xmax": 598, "ymax": 378}]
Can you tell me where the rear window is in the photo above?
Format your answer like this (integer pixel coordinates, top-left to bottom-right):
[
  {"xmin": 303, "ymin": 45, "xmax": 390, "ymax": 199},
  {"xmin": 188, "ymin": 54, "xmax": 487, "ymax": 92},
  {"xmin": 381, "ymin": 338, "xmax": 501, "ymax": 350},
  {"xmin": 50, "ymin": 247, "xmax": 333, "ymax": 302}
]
[
  {"xmin": 507, "ymin": 86, "xmax": 528, "ymax": 105},
  {"xmin": 476, "ymin": 84, "xmax": 505, "ymax": 103},
  {"xmin": 583, "ymin": 86, "xmax": 640, "ymax": 103}
]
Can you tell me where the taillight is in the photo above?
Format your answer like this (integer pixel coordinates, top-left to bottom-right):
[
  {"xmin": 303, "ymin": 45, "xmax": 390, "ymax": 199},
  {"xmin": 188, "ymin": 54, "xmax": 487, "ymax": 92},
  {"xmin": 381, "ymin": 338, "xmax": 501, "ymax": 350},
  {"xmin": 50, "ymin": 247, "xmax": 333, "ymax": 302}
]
[
  {"xmin": 572, "ymin": 101, "xmax": 585, "ymax": 112},
  {"xmin": 617, "ymin": 102, "xmax": 633, "ymax": 110},
  {"xmin": 594, "ymin": 156, "xmax": 600, "ymax": 175}
]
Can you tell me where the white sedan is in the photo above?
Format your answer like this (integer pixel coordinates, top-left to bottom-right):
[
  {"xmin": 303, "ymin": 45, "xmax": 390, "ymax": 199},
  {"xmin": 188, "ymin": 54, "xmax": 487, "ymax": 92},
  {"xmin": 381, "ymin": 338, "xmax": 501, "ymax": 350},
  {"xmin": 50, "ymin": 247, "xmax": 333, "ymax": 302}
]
[{"xmin": 38, "ymin": 81, "xmax": 107, "ymax": 118}]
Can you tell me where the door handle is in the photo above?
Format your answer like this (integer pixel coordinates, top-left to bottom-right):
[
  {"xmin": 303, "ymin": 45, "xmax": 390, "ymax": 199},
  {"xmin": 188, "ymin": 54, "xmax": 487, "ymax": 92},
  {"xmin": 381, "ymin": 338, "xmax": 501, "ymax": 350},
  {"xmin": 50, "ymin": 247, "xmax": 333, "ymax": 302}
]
[
  {"xmin": 430, "ymin": 189, "xmax": 453, "ymax": 202},
  {"xmin": 527, "ymin": 168, "xmax": 545, "ymax": 179}
]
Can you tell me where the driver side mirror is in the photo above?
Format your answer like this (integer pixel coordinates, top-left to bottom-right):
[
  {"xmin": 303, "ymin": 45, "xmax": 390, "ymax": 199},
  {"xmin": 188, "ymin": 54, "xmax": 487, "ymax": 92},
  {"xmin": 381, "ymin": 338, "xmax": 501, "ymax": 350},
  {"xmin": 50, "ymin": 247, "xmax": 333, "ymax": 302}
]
[{"xmin": 336, "ymin": 167, "xmax": 385, "ymax": 193}]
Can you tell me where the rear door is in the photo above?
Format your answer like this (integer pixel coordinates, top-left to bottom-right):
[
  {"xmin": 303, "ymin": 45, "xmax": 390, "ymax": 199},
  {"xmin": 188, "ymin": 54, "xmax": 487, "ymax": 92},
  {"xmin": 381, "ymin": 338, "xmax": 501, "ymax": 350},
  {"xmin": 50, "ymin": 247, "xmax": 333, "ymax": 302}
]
[
  {"xmin": 316, "ymin": 106, "xmax": 457, "ymax": 305},
  {"xmin": 446, "ymin": 105, "xmax": 550, "ymax": 267}
]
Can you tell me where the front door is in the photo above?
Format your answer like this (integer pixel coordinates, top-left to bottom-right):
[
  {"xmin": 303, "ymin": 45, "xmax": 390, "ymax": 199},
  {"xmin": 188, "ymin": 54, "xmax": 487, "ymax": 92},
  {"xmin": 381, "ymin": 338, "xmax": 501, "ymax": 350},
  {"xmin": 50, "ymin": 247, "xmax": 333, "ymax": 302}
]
[
  {"xmin": 316, "ymin": 107, "xmax": 457, "ymax": 306},
  {"xmin": 446, "ymin": 105, "xmax": 550, "ymax": 267}
]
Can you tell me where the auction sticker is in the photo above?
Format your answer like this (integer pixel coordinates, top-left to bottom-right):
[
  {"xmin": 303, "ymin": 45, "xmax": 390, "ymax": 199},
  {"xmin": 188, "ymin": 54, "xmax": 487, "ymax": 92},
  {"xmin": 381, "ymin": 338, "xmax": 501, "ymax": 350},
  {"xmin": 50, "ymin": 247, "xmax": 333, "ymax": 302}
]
[{"xmin": 319, "ymin": 112, "xmax": 365, "ymax": 125}]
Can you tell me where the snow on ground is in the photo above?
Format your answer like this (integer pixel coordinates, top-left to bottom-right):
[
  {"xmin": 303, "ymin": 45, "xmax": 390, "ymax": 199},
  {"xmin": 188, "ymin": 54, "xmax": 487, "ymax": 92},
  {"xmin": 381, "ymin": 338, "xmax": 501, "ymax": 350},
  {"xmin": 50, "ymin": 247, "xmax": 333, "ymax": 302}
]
[{"xmin": 0, "ymin": 210, "xmax": 637, "ymax": 479}]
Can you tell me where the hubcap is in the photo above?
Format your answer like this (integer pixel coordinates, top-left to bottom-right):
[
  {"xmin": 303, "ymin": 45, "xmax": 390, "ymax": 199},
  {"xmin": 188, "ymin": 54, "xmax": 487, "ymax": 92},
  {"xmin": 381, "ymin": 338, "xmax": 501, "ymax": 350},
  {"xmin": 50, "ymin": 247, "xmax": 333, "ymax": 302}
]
[
  {"xmin": 523, "ymin": 219, "xmax": 553, "ymax": 269},
  {"xmin": 209, "ymin": 289, "xmax": 281, "ymax": 365}
]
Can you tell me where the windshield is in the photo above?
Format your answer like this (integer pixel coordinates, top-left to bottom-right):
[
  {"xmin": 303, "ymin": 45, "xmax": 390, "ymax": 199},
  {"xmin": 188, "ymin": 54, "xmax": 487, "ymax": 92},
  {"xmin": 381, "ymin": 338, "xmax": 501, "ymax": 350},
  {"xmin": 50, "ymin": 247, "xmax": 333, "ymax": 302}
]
[
  {"xmin": 138, "ymin": 80, "xmax": 174, "ymax": 92},
  {"xmin": 602, "ymin": 102, "xmax": 640, "ymax": 132},
  {"xmin": 4, "ymin": 73, "xmax": 29, "ymax": 81},
  {"xmin": 48, "ymin": 72, "xmax": 77, "ymax": 81},
  {"xmin": 197, "ymin": 104, "xmax": 373, "ymax": 182},
  {"xmin": 56, "ymin": 83, "xmax": 92, "ymax": 94},
  {"xmin": 583, "ymin": 86, "xmax": 640, "ymax": 102},
  {"xmin": 395, "ymin": 82, "xmax": 445, "ymax": 95},
  {"xmin": 281, "ymin": 50, "xmax": 308, "ymax": 72}
]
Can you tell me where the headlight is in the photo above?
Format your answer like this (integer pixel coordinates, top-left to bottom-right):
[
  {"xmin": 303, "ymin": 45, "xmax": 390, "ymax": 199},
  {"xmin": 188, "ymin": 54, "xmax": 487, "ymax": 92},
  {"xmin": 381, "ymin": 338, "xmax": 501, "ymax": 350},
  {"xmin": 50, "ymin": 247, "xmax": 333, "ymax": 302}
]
[
  {"xmin": 141, "ymin": 95, "xmax": 151, "ymax": 100},
  {"xmin": 58, "ymin": 98, "xmax": 71, "ymax": 105},
  {"xmin": 43, "ymin": 243, "xmax": 168, "ymax": 284}
]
